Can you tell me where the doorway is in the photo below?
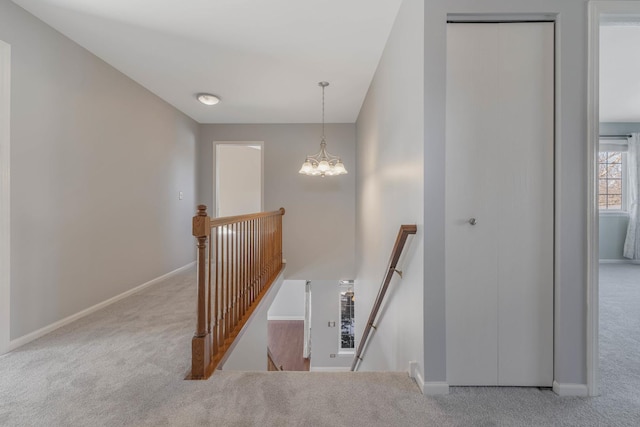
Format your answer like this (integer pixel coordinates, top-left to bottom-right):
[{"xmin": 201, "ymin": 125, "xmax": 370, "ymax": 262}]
[
  {"xmin": 588, "ymin": 1, "xmax": 640, "ymax": 397},
  {"xmin": 0, "ymin": 40, "xmax": 10, "ymax": 355},
  {"xmin": 445, "ymin": 22, "xmax": 554, "ymax": 386},
  {"xmin": 214, "ymin": 142, "xmax": 263, "ymax": 218}
]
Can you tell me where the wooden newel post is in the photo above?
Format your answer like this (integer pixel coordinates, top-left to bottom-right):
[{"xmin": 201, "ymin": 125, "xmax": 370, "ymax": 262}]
[{"xmin": 191, "ymin": 205, "xmax": 211, "ymax": 379}]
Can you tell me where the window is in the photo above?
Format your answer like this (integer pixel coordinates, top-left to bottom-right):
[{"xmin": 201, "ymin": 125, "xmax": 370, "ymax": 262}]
[
  {"xmin": 598, "ymin": 140, "xmax": 628, "ymax": 212},
  {"xmin": 339, "ymin": 288, "xmax": 355, "ymax": 351}
]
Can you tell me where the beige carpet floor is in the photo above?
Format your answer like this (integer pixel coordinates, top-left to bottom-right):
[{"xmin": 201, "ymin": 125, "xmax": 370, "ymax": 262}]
[{"xmin": 0, "ymin": 266, "xmax": 639, "ymax": 426}]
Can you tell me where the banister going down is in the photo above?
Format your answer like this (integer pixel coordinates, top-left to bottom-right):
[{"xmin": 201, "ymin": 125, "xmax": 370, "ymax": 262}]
[
  {"xmin": 351, "ymin": 224, "xmax": 417, "ymax": 371},
  {"xmin": 187, "ymin": 205, "xmax": 285, "ymax": 379}
]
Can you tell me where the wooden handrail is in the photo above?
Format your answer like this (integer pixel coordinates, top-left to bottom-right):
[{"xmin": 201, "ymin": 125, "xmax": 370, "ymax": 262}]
[
  {"xmin": 209, "ymin": 208, "xmax": 286, "ymax": 227},
  {"xmin": 187, "ymin": 205, "xmax": 285, "ymax": 379},
  {"xmin": 351, "ymin": 224, "xmax": 417, "ymax": 371}
]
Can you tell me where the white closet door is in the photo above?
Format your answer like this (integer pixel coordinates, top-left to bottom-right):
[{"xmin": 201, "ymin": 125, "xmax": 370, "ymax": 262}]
[
  {"xmin": 445, "ymin": 24, "xmax": 501, "ymax": 386},
  {"xmin": 445, "ymin": 22, "xmax": 554, "ymax": 387}
]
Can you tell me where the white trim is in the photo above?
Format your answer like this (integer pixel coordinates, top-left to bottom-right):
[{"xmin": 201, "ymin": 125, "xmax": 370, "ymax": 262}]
[
  {"xmin": 599, "ymin": 259, "xmax": 640, "ymax": 264},
  {"xmin": 0, "ymin": 41, "xmax": 10, "ymax": 355},
  {"xmin": 309, "ymin": 366, "xmax": 351, "ymax": 372},
  {"xmin": 552, "ymin": 381, "xmax": 589, "ymax": 397},
  {"xmin": 598, "ymin": 210, "xmax": 629, "ymax": 217},
  {"xmin": 4, "ymin": 262, "xmax": 195, "ymax": 353},
  {"xmin": 422, "ymin": 381, "xmax": 450, "ymax": 395},
  {"xmin": 408, "ymin": 361, "xmax": 426, "ymax": 394},
  {"xmin": 303, "ymin": 280, "xmax": 311, "ymax": 358},
  {"xmin": 213, "ymin": 141, "xmax": 264, "ymax": 218},
  {"xmin": 587, "ymin": 1, "xmax": 601, "ymax": 398},
  {"xmin": 587, "ymin": 0, "xmax": 640, "ymax": 398},
  {"xmin": 267, "ymin": 315, "xmax": 305, "ymax": 321}
]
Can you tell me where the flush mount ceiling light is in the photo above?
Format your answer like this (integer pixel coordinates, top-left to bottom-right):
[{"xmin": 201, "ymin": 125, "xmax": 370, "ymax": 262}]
[
  {"xmin": 299, "ymin": 82, "xmax": 347, "ymax": 177},
  {"xmin": 196, "ymin": 93, "xmax": 220, "ymax": 105}
]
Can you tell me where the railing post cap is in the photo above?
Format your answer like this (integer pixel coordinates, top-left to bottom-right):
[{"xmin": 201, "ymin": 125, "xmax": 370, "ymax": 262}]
[
  {"xmin": 279, "ymin": 207, "xmax": 285, "ymax": 215},
  {"xmin": 197, "ymin": 205, "xmax": 208, "ymax": 216}
]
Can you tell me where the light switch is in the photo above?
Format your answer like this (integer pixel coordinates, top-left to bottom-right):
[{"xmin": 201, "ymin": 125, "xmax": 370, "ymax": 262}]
[{"xmin": 179, "ymin": 191, "xmax": 183, "ymax": 200}]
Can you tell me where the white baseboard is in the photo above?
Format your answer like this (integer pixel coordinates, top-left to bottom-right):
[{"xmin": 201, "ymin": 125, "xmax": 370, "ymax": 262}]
[
  {"xmin": 599, "ymin": 259, "xmax": 640, "ymax": 264},
  {"xmin": 408, "ymin": 361, "xmax": 424, "ymax": 393},
  {"xmin": 552, "ymin": 381, "xmax": 588, "ymax": 397},
  {"xmin": 310, "ymin": 366, "xmax": 351, "ymax": 372},
  {"xmin": 422, "ymin": 381, "xmax": 450, "ymax": 395},
  {"xmin": 267, "ymin": 315, "xmax": 305, "ymax": 321},
  {"xmin": 6, "ymin": 261, "xmax": 195, "ymax": 353}
]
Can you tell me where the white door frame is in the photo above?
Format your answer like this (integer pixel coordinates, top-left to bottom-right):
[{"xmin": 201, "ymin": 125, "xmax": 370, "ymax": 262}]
[
  {"xmin": 0, "ymin": 40, "xmax": 11, "ymax": 355},
  {"xmin": 586, "ymin": 1, "xmax": 640, "ymax": 397},
  {"xmin": 303, "ymin": 280, "xmax": 311, "ymax": 358},
  {"xmin": 213, "ymin": 141, "xmax": 264, "ymax": 218}
]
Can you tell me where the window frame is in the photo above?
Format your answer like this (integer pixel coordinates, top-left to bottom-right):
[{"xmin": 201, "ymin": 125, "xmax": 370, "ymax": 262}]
[
  {"xmin": 598, "ymin": 139, "xmax": 629, "ymax": 215},
  {"xmin": 338, "ymin": 284, "xmax": 355, "ymax": 354}
]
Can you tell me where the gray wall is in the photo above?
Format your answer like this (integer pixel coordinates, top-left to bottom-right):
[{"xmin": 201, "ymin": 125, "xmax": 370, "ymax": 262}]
[
  {"xmin": 198, "ymin": 124, "xmax": 356, "ymax": 280},
  {"xmin": 268, "ymin": 280, "xmax": 305, "ymax": 320},
  {"xmin": 1, "ymin": 0, "xmax": 198, "ymax": 339},
  {"xmin": 355, "ymin": 0, "xmax": 424, "ymax": 374},
  {"xmin": 423, "ymin": 0, "xmax": 590, "ymax": 386},
  {"xmin": 221, "ymin": 272, "xmax": 285, "ymax": 371},
  {"xmin": 599, "ymin": 123, "xmax": 638, "ymax": 260},
  {"xmin": 599, "ymin": 214, "xmax": 628, "ymax": 260}
]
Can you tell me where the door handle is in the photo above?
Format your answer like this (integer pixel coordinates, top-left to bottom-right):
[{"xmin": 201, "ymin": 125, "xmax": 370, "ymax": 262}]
[{"xmin": 468, "ymin": 218, "xmax": 477, "ymax": 226}]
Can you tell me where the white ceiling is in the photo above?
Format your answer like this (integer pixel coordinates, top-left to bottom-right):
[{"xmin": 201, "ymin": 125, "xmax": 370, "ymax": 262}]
[
  {"xmin": 12, "ymin": 0, "xmax": 402, "ymax": 124},
  {"xmin": 600, "ymin": 25, "xmax": 640, "ymax": 123}
]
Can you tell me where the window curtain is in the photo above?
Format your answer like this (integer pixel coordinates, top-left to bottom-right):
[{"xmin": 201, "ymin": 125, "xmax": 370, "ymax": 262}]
[{"xmin": 623, "ymin": 133, "xmax": 640, "ymax": 259}]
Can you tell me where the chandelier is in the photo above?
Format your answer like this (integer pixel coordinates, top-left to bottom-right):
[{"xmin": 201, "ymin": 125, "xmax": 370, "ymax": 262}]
[{"xmin": 299, "ymin": 82, "xmax": 348, "ymax": 177}]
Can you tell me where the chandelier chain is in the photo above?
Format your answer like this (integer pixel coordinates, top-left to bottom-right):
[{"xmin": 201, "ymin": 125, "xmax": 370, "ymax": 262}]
[{"xmin": 321, "ymin": 83, "xmax": 325, "ymax": 139}]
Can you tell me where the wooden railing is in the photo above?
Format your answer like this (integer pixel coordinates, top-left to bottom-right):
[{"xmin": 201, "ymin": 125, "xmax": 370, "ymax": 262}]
[
  {"xmin": 351, "ymin": 224, "xmax": 417, "ymax": 371},
  {"xmin": 187, "ymin": 205, "xmax": 285, "ymax": 379}
]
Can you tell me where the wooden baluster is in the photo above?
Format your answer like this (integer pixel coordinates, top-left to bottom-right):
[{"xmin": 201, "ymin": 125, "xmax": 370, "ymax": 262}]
[
  {"xmin": 271, "ymin": 215, "xmax": 275, "ymax": 277},
  {"xmin": 267, "ymin": 215, "xmax": 271, "ymax": 280},
  {"xmin": 241, "ymin": 220, "xmax": 247, "ymax": 318},
  {"xmin": 278, "ymin": 213, "xmax": 282, "ymax": 268},
  {"xmin": 221, "ymin": 229, "xmax": 226, "ymax": 350},
  {"xmin": 246, "ymin": 220, "xmax": 250, "ymax": 306},
  {"xmin": 253, "ymin": 218, "xmax": 258, "ymax": 300},
  {"xmin": 236, "ymin": 222, "xmax": 240, "ymax": 324},
  {"xmin": 229, "ymin": 223, "xmax": 233, "ymax": 332},
  {"xmin": 258, "ymin": 217, "xmax": 262, "ymax": 292},
  {"xmin": 236, "ymin": 222, "xmax": 240, "ymax": 326},
  {"xmin": 266, "ymin": 216, "xmax": 270, "ymax": 281},
  {"xmin": 262, "ymin": 216, "xmax": 266, "ymax": 290},
  {"xmin": 221, "ymin": 225, "xmax": 225, "ymax": 341},
  {"xmin": 233, "ymin": 222, "xmax": 238, "ymax": 329},
  {"xmin": 250, "ymin": 219, "xmax": 254, "ymax": 302},
  {"xmin": 218, "ymin": 227, "xmax": 223, "ymax": 349},
  {"xmin": 224, "ymin": 225, "xmax": 229, "ymax": 342},
  {"xmin": 213, "ymin": 227, "xmax": 219, "ymax": 356},
  {"xmin": 238, "ymin": 221, "xmax": 243, "ymax": 320},
  {"xmin": 191, "ymin": 205, "xmax": 211, "ymax": 379},
  {"xmin": 244, "ymin": 221, "xmax": 247, "ymax": 315},
  {"xmin": 228, "ymin": 223, "xmax": 232, "ymax": 337},
  {"xmin": 277, "ymin": 215, "xmax": 280, "ymax": 269},
  {"xmin": 207, "ymin": 226, "xmax": 212, "ymax": 335}
]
